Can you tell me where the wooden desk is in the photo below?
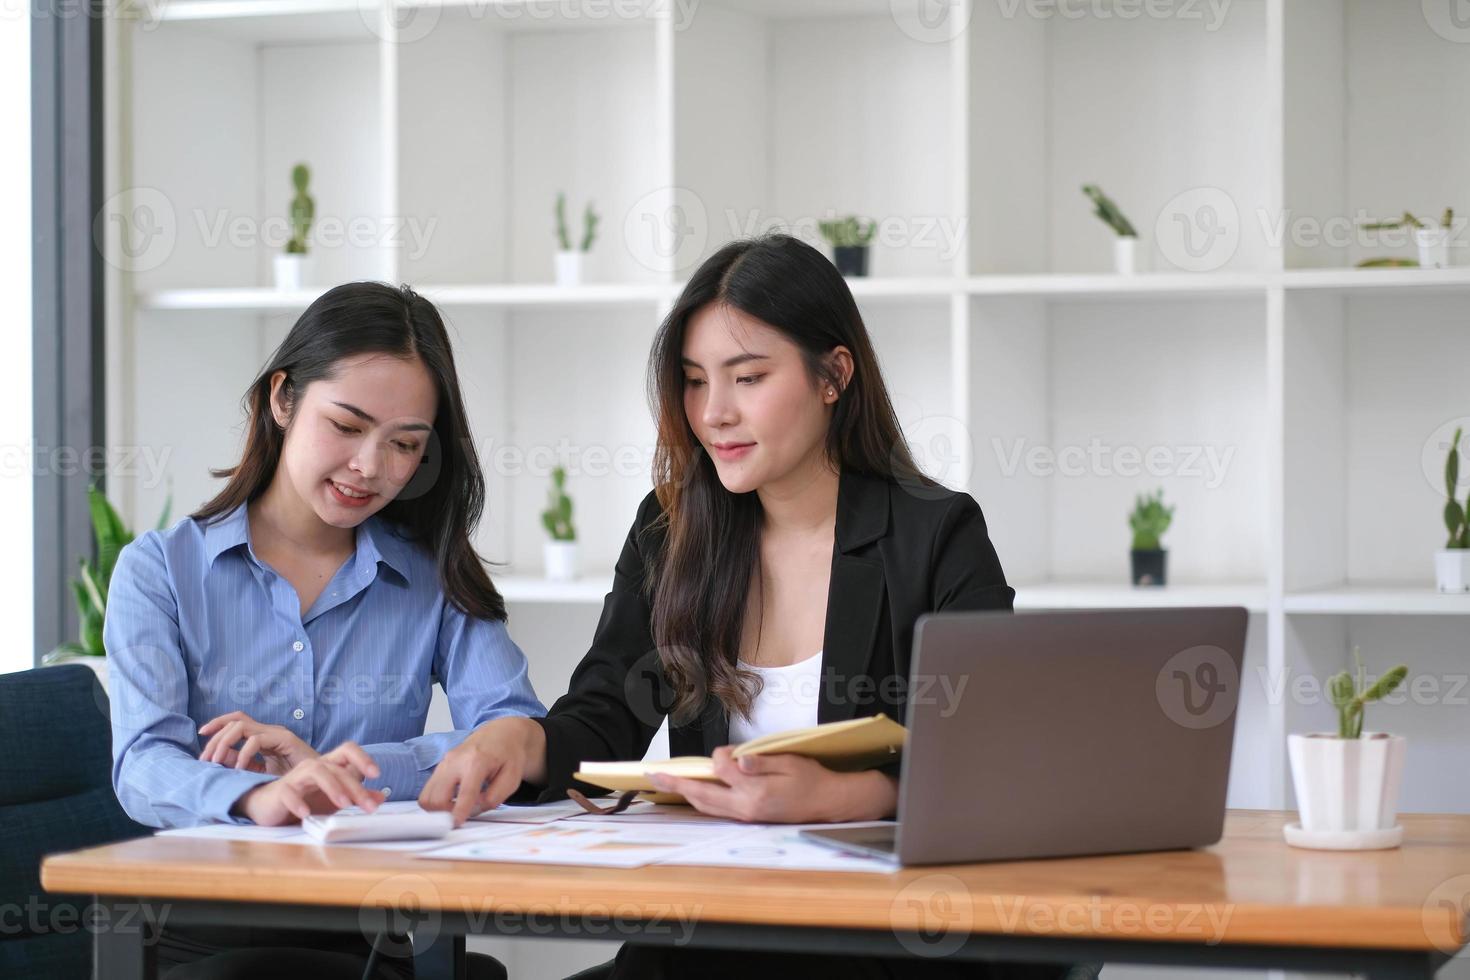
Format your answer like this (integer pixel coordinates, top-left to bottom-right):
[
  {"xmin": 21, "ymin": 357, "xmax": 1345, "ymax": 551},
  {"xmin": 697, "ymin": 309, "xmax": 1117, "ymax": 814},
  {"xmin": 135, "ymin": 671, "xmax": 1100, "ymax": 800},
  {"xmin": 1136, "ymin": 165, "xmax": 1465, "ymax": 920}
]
[{"xmin": 42, "ymin": 810, "xmax": 1470, "ymax": 980}]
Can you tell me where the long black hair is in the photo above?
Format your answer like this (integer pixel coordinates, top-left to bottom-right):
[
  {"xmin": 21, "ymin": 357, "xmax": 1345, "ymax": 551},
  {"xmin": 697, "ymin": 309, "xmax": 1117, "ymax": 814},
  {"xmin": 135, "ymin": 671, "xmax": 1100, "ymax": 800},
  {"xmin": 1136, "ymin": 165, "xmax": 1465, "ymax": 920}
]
[
  {"xmin": 646, "ymin": 234, "xmax": 926, "ymax": 722},
  {"xmin": 194, "ymin": 281, "xmax": 505, "ymax": 621}
]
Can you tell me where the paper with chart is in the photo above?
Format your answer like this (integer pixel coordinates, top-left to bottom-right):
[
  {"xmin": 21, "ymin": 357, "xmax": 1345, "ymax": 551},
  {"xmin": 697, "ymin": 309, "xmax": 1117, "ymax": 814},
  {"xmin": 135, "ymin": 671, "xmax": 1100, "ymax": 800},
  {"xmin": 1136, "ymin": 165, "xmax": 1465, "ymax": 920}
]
[
  {"xmin": 418, "ymin": 818, "xmax": 899, "ymax": 871},
  {"xmin": 654, "ymin": 824, "xmax": 898, "ymax": 873},
  {"xmin": 470, "ymin": 799, "xmax": 602, "ymax": 824},
  {"xmin": 417, "ymin": 820, "xmax": 756, "ymax": 868},
  {"xmin": 566, "ymin": 801, "xmax": 746, "ymax": 826}
]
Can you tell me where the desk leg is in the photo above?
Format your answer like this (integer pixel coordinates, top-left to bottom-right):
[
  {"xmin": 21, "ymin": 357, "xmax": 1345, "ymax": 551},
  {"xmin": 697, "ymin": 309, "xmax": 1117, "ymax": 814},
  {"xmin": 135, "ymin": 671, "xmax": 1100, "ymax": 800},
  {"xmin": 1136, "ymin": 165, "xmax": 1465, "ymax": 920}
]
[
  {"xmin": 1363, "ymin": 954, "xmax": 1446, "ymax": 980},
  {"xmin": 93, "ymin": 898, "xmax": 152, "ymax": 980},
  {"xmin": 412, "ymin": 929, "xmax": 466, "ymax": 980}
]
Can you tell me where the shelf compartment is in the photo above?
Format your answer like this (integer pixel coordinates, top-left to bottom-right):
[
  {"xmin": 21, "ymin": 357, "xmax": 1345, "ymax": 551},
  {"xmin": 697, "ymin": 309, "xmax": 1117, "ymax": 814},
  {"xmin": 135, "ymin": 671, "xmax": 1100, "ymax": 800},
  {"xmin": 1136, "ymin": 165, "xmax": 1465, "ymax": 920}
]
[
  {"xmin": 1283, "ymin": 1, "xmax": 1470, "ymax": 270},
  {"xmin": 129, "ymin": 17, "xmax": 385, "ymax": 291},
  {"xmin": 969, "ymin": 294, "xmax": 1270, "ymax": 589},
  {"xmin": 1281, "ymin": 290, "xmax": 1470, "ymax": 590},
  {"xmin": 968, "ymin": 0, "xmax": 1271, "ymax": 275},
  {"xmin": 671, "ymin": 0, "xmax": 960, "ymax": 280},
  {"xmin": 396, "ymin": 1, "xmax": 664, "ymax": 286}
]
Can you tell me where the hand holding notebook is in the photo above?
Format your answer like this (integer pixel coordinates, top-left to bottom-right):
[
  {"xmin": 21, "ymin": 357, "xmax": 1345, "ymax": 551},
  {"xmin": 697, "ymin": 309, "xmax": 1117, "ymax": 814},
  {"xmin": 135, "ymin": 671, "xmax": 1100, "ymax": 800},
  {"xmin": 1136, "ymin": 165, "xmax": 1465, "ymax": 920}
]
[{"xmin": 572, "ymin": 714, "xmax": 906, "ymax": 805}]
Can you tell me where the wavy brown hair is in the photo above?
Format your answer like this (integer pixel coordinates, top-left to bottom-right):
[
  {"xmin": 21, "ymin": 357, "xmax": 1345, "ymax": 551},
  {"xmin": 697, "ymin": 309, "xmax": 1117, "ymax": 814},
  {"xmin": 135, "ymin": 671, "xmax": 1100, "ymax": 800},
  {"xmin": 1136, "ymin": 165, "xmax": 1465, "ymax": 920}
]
[
  {"xmin": 193, "ymin": 281, "xmax": 505, "ymax": 621},
  {"xmin": 646, "ymin": 234, "xmax": 926, "ymax": 724}
]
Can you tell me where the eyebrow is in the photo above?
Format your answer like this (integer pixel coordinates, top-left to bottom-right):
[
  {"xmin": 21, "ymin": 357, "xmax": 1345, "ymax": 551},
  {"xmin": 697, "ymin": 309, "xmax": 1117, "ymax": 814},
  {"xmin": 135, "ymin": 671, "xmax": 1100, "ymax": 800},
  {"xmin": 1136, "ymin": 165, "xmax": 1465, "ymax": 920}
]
[
  {"xmin": 680, "ymin": 353, "xmax": 770, "ymax": 370},
  {"xmin": 330, "ymin": 401, "xmax": 432, "ymax": 433}
]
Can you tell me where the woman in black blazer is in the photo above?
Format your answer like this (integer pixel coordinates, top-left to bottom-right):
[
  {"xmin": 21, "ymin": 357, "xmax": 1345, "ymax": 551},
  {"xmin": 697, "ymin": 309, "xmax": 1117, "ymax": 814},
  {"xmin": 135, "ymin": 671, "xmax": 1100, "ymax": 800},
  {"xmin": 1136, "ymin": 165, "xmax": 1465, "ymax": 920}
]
[
  {"xmin": 502, "ymin": 466, "xmax": 1010, "ymax": 804},
  {"xmin": 422, "ymin": 234, "xmax": 1070, "ymax": 979}
]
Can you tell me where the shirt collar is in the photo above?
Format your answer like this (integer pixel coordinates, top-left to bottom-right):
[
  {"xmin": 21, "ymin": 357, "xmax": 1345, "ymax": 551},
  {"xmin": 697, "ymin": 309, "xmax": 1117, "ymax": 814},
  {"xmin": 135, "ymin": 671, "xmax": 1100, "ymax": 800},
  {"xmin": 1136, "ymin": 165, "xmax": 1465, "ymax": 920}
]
[
  {"xmin": 202, "ymin": 502, "xmax": 252, "ymax": 567},
  {"xmin": 357, "ymin": 514, "xmax": 416, "ymax": 585},
  {"xmin": 203, "ymin": 501, "xmax": 414, "ymax": 584}
]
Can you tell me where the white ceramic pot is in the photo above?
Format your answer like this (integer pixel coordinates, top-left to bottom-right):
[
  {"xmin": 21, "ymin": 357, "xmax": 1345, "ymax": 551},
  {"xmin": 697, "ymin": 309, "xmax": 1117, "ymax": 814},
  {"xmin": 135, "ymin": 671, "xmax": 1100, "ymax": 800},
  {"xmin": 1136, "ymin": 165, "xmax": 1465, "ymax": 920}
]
[
  {"xmin": 1113, "ymin": 236, "xmax": 1142, "ymax": 275},
  {"xmin": 1415, "ymin": 227, "xmax": 1450, "ymax": 269},
  {"xmin": 554, "ymin": 250, "xmax": 584, "ymax": 286},
  {"xmin": 1435, "ymin": 548, "xmax": 1470, "ymax": 593},
  {"xmin": 273, "ymin": 253, "xmax": 313, "ymax": 290},
  {"xmin": 543, "ymin": 540, "xmax": 578, "ymax": 582},
  {"xmin": 1287, "ymin": 732, "xmax": 1405, "ymax": 846},
  {"xmin": 46, "ymin": 654, "xmax": 109, "ymax": 695}
]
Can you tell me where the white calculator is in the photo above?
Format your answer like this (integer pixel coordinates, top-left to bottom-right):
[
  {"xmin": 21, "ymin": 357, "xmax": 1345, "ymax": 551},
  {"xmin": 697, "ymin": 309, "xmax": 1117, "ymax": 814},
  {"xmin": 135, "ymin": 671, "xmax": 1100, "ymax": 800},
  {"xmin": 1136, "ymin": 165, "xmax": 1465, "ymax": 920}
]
[{"xmin": 302, "ymin": 808, "xmax": 454, "ymax": 844}]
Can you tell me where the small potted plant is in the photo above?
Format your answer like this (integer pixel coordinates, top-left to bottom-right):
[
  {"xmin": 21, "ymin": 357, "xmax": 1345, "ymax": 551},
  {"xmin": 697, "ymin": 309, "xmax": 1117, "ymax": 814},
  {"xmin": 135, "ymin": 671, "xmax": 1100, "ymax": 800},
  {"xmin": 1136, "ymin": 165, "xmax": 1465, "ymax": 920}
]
[
  {"xmin": 1285, "ymin": 649, "xmax": 1408, "ymax": 850},
  {"xmin": 1128, "ymin": 488, "xmax": 1172, "ymax": 586},
  {"xmin": 43, "ymin": 484, "xmax": 172, "ymax": 692},
  {"xmin": 541, "ymin": 466, "xmax": 577, "ymax": 582},
  {"xmin": 553, "ymin": 192, "xmax": 598, "ymax": 286},
  {"xmin": 273, "ymin": 163, "xmax": 314, "ymax": 290},
  {"xmin": 818, "ymin": 215, "xmax": 876, "ymax": 277},
  {"xmin": 1083, "ymin": 184, "xmax": 1142, "ymax": 274},
  {"xmin": 1359, "ymin": 208, "xmax": 1455, "ymax": 269},
  {"xmin": 1437, "ymin": 426, "xmax": 1470, "ymax": 592}
]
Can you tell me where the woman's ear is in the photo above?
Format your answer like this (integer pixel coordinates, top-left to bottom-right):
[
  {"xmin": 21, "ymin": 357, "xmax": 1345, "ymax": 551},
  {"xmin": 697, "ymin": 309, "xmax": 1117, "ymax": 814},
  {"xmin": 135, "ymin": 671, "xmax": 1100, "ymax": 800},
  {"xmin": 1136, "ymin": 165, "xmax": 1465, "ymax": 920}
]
[
  {"xmin": 267, "ymin": 370, "xmax": 292, "ymax": 430},
  {"xmin": 825, "ymin": 347, "xmax": 855, "ymax": 403}
]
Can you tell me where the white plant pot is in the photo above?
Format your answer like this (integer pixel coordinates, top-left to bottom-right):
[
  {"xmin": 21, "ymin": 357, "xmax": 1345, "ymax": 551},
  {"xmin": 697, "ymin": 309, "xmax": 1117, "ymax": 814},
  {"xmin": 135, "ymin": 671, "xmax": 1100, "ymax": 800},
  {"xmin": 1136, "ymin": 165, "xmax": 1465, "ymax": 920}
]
[
  {"xmin": 543, "ymin": 540, "xmax": 578, "ymax": 582},
  {"xmin": 554, "ymin": 250, "xmax": 584, "ymax": 286},
  {"xmin": 1286, "ymin": 732, "xmax": 1406, "ymax": 849},
  {"xmin": 46, "ymin": 654, "xmax": 109, "ymax": 695},
  {"xmin": 1415, "ymin": 227, "xmax": 1450, "ymax": 269},
  {"xmin": 273, "ymin": 253, "xmax": 313, "ymax": 290},
  {"xmin": 1435, "ymin": 548, "xmax": 1470, "ymax": 593},
  {"xmin": 1113, "ymin": 236, "xmax": 1143, "ymax": 275}
]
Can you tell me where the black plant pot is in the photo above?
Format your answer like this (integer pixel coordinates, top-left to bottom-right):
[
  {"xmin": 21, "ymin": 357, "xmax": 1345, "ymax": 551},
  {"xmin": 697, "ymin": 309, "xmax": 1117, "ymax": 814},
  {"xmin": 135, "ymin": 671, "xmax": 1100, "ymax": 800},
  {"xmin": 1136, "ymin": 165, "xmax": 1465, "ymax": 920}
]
[
  {"xmin": 1131, "ymin": 549, "xmax": 1167, "ymax": 586},
  {"xmin": 833, "ymin": 245, "xmax": 869, "ymax": 277}
]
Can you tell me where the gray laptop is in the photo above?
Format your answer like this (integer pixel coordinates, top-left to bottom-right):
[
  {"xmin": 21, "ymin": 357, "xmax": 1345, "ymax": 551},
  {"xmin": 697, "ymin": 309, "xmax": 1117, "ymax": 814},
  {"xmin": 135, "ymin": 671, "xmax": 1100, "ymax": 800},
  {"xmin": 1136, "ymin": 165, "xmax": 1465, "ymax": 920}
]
[{"xmin": 802, "ymin": 607, "xmax": 1248, "ymax": 866}]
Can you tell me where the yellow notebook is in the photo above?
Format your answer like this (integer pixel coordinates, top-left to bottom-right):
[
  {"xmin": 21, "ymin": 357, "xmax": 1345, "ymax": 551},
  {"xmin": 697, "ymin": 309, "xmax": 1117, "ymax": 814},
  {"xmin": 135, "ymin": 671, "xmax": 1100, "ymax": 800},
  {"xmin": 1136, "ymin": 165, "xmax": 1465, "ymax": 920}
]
[{"xmin": 572, "ymin": 714, "xmax": 907, "ymax": 802}]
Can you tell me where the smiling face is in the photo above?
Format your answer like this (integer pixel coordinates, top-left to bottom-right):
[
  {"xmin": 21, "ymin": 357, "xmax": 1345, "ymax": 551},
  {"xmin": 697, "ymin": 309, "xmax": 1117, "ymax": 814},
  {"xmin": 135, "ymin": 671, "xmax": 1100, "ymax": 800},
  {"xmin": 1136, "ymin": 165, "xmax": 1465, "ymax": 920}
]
[
  {"xmin": 681, "ymin": 302, "xmax": 847, "ymax": 496},
  {"xmin": 269, "ymin": 352, "xmax": 438, "ymax": 529}
]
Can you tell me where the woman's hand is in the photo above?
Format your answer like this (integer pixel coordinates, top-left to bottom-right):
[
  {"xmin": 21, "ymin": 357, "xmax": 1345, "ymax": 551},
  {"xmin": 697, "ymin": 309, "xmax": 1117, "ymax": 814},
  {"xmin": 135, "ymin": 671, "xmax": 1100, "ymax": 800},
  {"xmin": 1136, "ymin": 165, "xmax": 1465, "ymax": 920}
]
[
  {"xmin": 419, "ymin": 716, "xmax": 547, "ymax": 827},
  {"xmin": 231, "ymin": 742, "xmax": 385, "ymax": 826},
  {"xmin": 648, "ymin": 747, "xmax": 899, "ymax": 824},
  {"xmin": 198, "ymin": 710, "xmax": 320, "ymax": 775}
]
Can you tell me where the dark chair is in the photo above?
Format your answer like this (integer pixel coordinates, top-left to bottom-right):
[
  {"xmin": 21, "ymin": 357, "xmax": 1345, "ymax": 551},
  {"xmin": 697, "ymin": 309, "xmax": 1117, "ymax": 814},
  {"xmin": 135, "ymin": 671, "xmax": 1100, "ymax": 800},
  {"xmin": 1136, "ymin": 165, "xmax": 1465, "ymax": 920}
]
[
  {"xmin": 563, "ymin": 960, "xmax": 615, "ymax": 980},
  {"xmin": 0, "ymin": 664, "xmax": 152, "ymax": 979}
]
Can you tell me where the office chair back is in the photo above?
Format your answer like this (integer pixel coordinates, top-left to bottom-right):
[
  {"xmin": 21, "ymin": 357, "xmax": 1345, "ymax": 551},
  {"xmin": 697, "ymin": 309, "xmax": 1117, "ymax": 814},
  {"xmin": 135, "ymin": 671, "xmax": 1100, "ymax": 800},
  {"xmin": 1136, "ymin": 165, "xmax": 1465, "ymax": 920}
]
[{"xmin": 0, "ymin": 663, "xmax": 151, "ymax": 979}]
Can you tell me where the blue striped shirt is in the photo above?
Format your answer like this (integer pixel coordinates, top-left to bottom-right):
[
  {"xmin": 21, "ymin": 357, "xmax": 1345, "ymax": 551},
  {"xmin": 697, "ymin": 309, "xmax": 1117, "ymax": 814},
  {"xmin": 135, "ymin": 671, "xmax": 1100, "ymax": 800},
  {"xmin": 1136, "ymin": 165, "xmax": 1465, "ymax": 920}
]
[{"xmin": 104, "ymin": 501, "xmax": 545, "ymax": 828}]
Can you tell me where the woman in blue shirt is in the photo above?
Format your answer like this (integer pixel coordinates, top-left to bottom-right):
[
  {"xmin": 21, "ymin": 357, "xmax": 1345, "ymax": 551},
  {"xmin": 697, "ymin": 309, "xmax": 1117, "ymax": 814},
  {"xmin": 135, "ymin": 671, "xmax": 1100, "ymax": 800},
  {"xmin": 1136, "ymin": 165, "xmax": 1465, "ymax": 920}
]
[{"xmin": 104, "ymin": 281, "xmax": 542, "ymax": 976}]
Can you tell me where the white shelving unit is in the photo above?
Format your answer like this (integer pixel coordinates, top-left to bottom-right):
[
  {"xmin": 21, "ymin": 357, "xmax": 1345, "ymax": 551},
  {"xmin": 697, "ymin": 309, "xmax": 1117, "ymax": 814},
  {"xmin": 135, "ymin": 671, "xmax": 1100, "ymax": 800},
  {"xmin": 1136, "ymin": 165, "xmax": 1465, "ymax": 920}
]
[
  {"xmin": 109, "ymin": 0, "xmax": 1470, "ymax": 917},
  {"xmin": 104, "ymin": 3, "xmax": 1470, "ymax": 975}
]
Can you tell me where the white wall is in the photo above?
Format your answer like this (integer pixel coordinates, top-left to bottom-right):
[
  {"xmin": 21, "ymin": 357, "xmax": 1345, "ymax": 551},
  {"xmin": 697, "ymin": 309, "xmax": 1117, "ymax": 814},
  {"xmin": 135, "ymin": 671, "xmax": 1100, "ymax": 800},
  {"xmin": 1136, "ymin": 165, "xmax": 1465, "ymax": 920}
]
[{"xmin": 1, "ymin": 5, "xmax": 33, "ymax": 673}]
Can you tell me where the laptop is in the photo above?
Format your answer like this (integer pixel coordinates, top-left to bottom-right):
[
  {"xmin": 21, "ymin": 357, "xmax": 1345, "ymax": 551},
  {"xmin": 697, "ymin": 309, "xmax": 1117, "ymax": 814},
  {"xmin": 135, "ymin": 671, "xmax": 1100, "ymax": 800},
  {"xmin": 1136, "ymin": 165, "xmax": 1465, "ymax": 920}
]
[{"xmin": 802, "ymin": 607, "xmax": 1248, "ymax": 865}]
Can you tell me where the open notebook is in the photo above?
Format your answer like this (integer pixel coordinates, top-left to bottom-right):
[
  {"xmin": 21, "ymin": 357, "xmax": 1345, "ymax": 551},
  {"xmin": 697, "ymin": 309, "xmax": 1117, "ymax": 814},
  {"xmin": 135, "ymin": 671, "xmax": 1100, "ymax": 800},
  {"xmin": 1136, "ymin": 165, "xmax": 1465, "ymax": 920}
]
[{"xmin": 572, "ymin": 714, "xmax": 907, "ymax": 803}]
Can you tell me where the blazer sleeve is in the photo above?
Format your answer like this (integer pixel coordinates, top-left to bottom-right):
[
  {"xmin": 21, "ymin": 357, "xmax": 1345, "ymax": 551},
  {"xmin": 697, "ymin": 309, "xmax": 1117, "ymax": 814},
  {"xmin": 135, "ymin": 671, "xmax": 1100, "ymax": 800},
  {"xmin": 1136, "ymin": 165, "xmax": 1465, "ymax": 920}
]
[
  {"xmin": 511, "ymin": 491, "xmax": 669, "ymax": 802},
  {"xmin": 931, "ymin": 492, "xmax": 1016, "ymax": 613}
]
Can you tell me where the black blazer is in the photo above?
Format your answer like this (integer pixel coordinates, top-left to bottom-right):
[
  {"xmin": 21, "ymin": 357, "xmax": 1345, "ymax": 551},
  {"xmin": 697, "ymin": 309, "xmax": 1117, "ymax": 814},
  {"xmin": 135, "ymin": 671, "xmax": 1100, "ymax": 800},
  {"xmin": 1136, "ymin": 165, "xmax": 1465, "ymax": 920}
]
[{"xmin": 516, "ymin": 469, "xmax": 1014, "ymax": 802}]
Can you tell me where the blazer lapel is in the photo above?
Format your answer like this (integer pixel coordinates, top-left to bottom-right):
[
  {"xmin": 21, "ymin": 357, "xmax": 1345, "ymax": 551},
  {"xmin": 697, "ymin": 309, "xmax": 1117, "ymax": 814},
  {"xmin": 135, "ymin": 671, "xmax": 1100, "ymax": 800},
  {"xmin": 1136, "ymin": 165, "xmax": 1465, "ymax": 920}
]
[
  {"xmin": 818, "ymin": 554, "xmax": 886, "ymax": 724},
  {"xmin": 818, "ymin": 471, "xmax": 890, "ymax": 724}
]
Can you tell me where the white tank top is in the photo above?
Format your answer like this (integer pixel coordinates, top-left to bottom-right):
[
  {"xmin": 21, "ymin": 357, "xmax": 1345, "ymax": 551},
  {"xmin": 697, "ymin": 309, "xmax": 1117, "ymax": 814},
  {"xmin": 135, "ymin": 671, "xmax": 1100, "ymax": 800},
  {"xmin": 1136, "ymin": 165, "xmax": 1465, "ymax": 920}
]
[{"xmin": 727, "ymin": 649, "xmax": 823, "ymax": 744}]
